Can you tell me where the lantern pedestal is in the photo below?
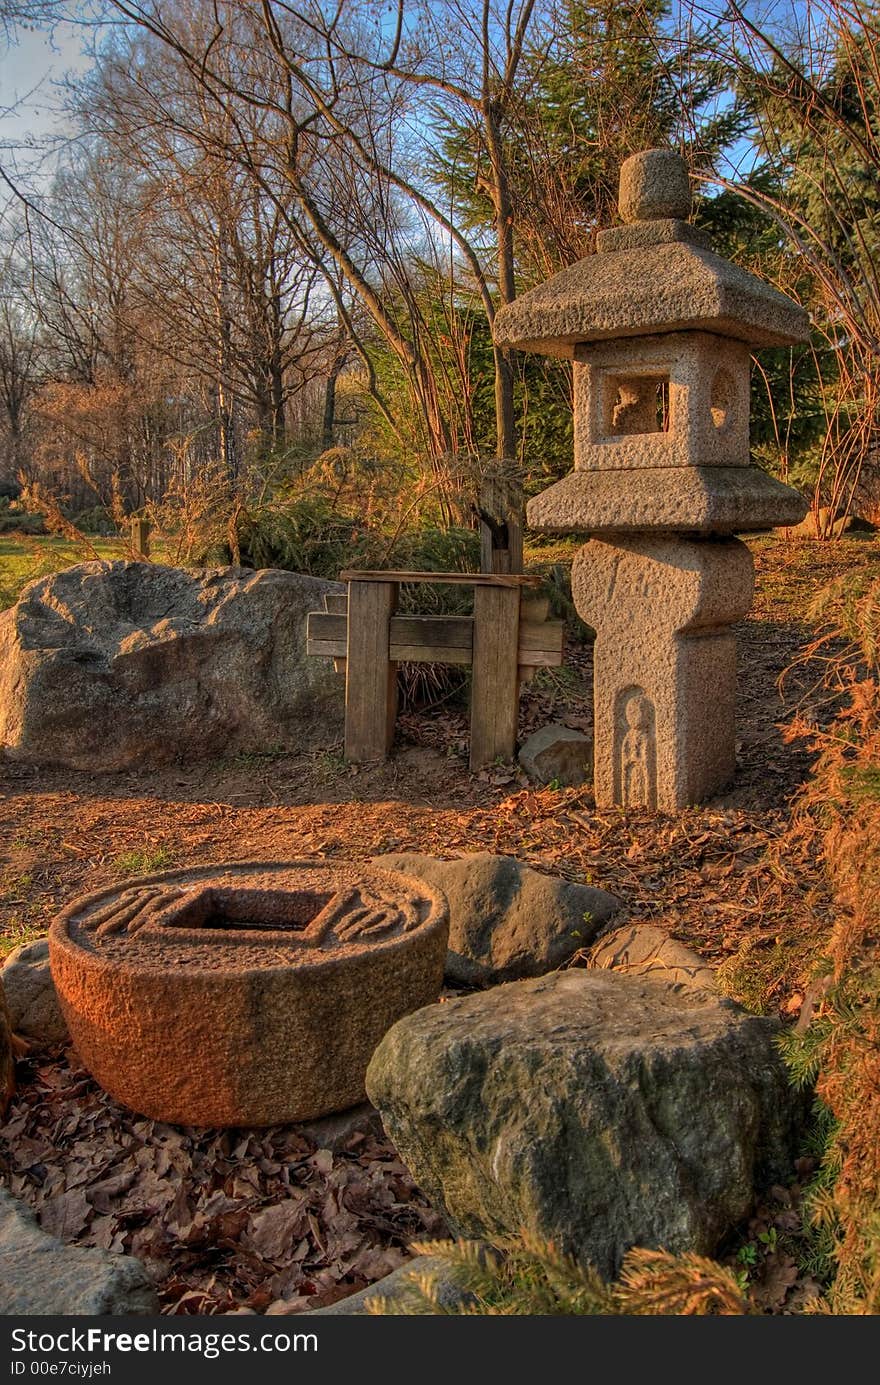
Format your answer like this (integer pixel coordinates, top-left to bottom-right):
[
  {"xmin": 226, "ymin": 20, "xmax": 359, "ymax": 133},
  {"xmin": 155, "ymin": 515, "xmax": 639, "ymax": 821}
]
[{"xmin": 571, "ymin": 535, "xmax": 753, "ymax": 811}]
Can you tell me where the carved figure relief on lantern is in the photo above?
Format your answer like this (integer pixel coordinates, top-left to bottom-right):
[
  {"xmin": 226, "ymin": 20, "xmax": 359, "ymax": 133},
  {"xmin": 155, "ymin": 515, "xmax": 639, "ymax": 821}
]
[
  {"xmin": 573, "ymin": 331, "xmax": 751, "ymax": 471},
  {"xmin": 614, "ymin": 687, "xmax": 657, "ymax": 810}
]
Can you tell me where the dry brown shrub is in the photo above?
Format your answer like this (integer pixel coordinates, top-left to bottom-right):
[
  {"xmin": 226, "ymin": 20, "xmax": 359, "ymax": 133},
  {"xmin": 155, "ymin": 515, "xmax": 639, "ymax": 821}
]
[{"xmin": 783, "ymin": 573, "xmax": 880, "ymax": 1313}]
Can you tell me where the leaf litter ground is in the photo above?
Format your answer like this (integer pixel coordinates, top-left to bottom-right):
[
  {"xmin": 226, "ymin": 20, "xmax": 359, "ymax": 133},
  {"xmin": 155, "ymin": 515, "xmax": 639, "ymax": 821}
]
[{"xmin": 2, "ymin": 534, "xmax": 880, "ymax": 1313}]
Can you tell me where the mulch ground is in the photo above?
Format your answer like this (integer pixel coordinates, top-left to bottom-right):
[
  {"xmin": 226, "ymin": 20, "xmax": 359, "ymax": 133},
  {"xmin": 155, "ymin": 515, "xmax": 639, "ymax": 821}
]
[{"xmin": 2, "ymin": 533, "xmax": 880, "ymax": 1313}]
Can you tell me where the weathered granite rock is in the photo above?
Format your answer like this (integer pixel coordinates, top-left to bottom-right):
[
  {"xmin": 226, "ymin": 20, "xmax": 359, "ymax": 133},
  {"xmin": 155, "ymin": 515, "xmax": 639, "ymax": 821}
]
[
  {"xmin": 0, "ymin": 561, "xmax": 344, "ymax": 770},
  {"xmin": 517, "ymin": 723, "xmax": 593, "ymax": 787},
  {"xmin": 49, "ymin": 860, "xmax": 448, "ymax": 1126},
  {"xmin": 779, "ymin": 506, "xmax": 860, "ymax": 539},
  {"xmin": 0, "ymin": 1187, "xmax": 158, "ymax": 1314},
  {"xmin": 1, "ymin": 938, "xmax": 68, "ymax": 1045},
  {"xmin": 366, "ymin": 970, "xmax": 804, "ymax": 1277},
  {"xmin": 309, "ymin": 1256, "xmax": 469, "ymax": 1316},
  {"xmin": 619, "ymin": 146, "xmax": 692, "ymax": 224},
  {"xmin": 371, "ymin": 852, "xmax": 618, "ymax": 987},
  {"xmin": 595, "ymin": 218, "xmax": 713, "ymax": 254},
  {"xmin": 588, "ymin": 923, "xmax": 716, "ymax": 993},
  {"xmin": 573, "ymin": 331, "xmax": 751, "ymax": 471}
]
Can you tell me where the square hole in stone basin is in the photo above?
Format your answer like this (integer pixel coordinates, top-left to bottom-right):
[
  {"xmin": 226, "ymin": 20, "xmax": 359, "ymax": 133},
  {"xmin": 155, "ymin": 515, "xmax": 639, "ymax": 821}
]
[
  {"xmin": 603, "ymin": 373, "xmax": 670, "ymax": 436},
  {"xmin": 172, "ymin": 887, "xmax": 336, "ymax": 932}
]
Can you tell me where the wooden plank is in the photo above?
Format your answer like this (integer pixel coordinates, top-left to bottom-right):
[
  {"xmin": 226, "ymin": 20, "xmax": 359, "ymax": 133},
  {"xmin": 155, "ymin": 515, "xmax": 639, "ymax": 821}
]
[
  {"xmin": 517, "ymin": 647, "xmax": 565, "ymax": 668},
  {"xmin": 308, "ymin": 611, "xmax": 347, "ymax": 643},
  {"xmin": 310, "ymin": 637, "xmax": 475, "ymax": 665},
  {"xmin": 314, "ymin": 639, "xmax": 556, "ymax": 667},
  {"xmin": 340, "ymin": 569, "xmax": 539, "ymax": 588},
  {"xmin": 518, "ymin": 620, "xmax": 564, "ymax": 654},
  {"xmin": 310, "ymin": 612, "xmax": 473, "ymax": 651},
  {"xmin": 307, "ymin": 638, "xmax": 346, "ymax": 658},
  {"xmin": 470, "ymin": 584, "xmax": 520, "ymax": 769},
  {"xmin": 391, "ymin": 644, "xmax": 473, "ymax": 665},
  {"xmin": 309, "ymin": 613, "xmax": 560, "ymax": 666},
  {"xmin": 345, "ymin": 580, "xmax": 398, "ymax": 762},
  {"xmin": 130, "ymin": 516, "xmax": 151, "ymax": 558},
  {"xmin": 391, "ymin": 615, "xmax": 473, "ymax": 648},
  {"xmin": 324, "ymin": 592, "xmax": 348, "ymax": 615},
  {"xmin": 520, "ymin": 594, "xmax": 550, "ymax": 622}
]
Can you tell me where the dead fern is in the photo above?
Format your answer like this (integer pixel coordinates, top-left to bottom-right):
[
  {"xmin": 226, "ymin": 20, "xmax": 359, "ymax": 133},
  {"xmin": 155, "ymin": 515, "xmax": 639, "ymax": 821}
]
[
  {"xmin": 780, "ymin": 569, "xmax": 880, "ymax": 1313},
  {"xmin": 365, "ymin": 1238, "xmax": 749, "ymax": 1317},
  {"xmin": 614, "ymin": 1248, "xmax": 750, "ymax": 1316}
]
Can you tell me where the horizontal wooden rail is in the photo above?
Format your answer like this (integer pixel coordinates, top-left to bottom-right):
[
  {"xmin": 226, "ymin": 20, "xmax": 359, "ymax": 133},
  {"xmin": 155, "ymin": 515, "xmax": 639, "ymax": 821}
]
[
  {"xmin": 307, "ymin": 610, "xmax": 563, "ymax": 667},
  {"xmin": 339, "ymin": 569, "xmax": 540, "ymax": 588}
]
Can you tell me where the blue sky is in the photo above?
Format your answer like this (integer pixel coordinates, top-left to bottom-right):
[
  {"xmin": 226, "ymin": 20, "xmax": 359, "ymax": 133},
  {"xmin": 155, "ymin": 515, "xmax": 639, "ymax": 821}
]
[{"xmin": 0, "ymin": 14, "xmax": 93, "ymax": 149}]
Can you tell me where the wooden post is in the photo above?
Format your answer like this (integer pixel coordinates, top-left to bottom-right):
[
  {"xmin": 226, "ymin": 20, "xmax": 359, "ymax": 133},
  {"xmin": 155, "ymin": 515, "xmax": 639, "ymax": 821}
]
[
  {"xmin": 470, "ymin": 584, "xmax": 521, "ymax": 769},
  {"xmin": 130, "ymin": 517, "xmax": 151, "ymax": 558},
  {"xmin": 344, "ymin": 580, "xmax": 398, "ymax": 761},
  {"xmin": 478, "ymin": 476, "xmax": 523, "ymax": 575}
]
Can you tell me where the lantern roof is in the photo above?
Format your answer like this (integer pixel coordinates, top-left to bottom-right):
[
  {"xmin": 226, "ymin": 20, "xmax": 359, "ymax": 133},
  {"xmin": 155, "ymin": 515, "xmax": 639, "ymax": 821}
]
[{"xmin": 493, "ymin": 150, "xmax": 809, "ymax": 356}]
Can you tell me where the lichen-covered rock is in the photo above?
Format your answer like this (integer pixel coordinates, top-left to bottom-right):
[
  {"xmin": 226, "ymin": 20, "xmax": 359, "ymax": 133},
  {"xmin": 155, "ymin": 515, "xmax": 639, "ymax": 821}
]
[
  {"xmin": 1, "ymin": 938, "xmax": 68, "ymax": 1046},
  {"xmin": 371, "ymin": 852, "xmax": 619, "ymax": 987},
  {"xmin": 0, "ymin": 561, "xmax": 343, "ymax": 770},
  {"xmin": 518, "ymin": 723, "xmax": 593, "ymax": 787},
  {"xmin": 366, "ymin": 970, "xmax": 804, "ymax": 1277},
  {"xmin": 0, "ymin": 1188, "xmax": 158, "ymax": 1315}
]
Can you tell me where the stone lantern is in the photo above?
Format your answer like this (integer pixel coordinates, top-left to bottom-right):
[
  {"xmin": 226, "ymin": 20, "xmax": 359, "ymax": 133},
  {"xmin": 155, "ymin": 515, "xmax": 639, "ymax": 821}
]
[{"xmin": 493, "ymin": 149, "xmax": 809, "ymax": 811}]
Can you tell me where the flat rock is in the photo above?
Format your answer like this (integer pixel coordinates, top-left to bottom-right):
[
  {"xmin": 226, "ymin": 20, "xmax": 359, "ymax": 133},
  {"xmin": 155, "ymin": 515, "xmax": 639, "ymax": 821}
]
[
  {"xmin": 366, "ymin": 970, "xmax": 805, "ymax": 1277},
  {"xmin": 0, "ymin": 561, "xmax": 343, "ymax": 770},
  {"xmin": 309, "ymin": 1256, "xmax": 468, "ymax": 1315},
  {"xmin": 371, "ymin": 852, "xmax": 619, "ymax": 986},
  {"xmin": 2, "ymin": 938, "xmax": 68, "ymax": 1045},
  {"xmin": 518, "ymin": 723, "xmax": 593, "ymax": 787},
  {"xmin": 588, "ymin": 923, "xmax": 716, "ymax": 994},
  {"xmin": 0, "ymin": 1188, "xmax": 158, "ymax": 1314}
]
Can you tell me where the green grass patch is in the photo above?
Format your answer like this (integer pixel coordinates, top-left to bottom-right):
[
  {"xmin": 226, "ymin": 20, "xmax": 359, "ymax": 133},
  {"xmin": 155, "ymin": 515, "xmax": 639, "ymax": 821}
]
[
  {"xmin": 113, "ymin": 845, "xmax": 175, "ymax": 876},
  {"xmin": 0, "ymin": 917, "xmax": 47, "ymax": 961},
  {"xmin": 0, "ymin": 535, "xmax": 129, "ymax": 610}
]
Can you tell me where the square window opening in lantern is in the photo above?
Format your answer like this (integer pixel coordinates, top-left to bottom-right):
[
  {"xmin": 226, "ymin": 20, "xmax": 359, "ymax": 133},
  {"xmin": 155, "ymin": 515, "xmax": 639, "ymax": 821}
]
[{"xmin": 604, "ymin": 373, "xmax": 670, "ymax": 437}]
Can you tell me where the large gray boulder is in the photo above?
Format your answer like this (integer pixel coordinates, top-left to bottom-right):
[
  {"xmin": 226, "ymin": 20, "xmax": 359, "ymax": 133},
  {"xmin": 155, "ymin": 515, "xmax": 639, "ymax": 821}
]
[
  {"xmin": 0, "ymin": 561, "xmax": 343, "ymax": 770},
  {"xmin": 0, "ymin": 1188, "xmax": 158, "ymax": 1314},
  {"xmin": 371, "ymin": 852, "xmax": 619, "ymax": 986},
  {"xmin": 1, "ymin": 939, "xmax": 68, "ymax": 1045},
  {"xmin": 366, "ymin": 970, "xmax": 804, "ymax": 1277}
]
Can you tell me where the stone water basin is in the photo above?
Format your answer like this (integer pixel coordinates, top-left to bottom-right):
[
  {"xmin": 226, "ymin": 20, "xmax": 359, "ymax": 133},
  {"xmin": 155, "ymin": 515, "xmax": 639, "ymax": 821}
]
[{"xmin": 48, "ymin": 860, "xmax": 448, "ymax": 1127}]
